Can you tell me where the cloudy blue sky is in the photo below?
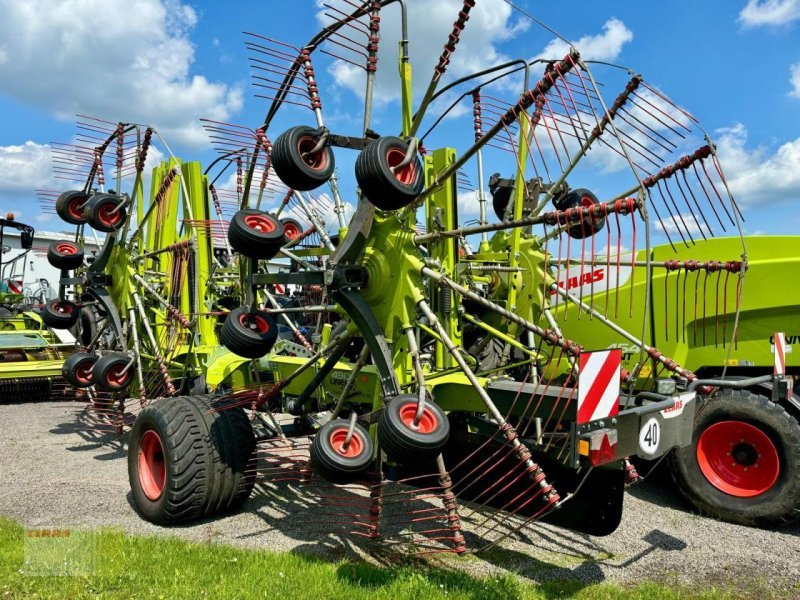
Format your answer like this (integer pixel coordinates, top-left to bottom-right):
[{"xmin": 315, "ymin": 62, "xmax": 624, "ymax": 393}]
[{"xmin": 0, "ymin": 0, "xmax": 797, "ymax": 240}]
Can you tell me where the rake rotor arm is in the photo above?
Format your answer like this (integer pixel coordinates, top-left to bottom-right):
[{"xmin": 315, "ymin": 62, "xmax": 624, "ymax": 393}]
[
  {"xmin": 421, "ymin": 267, "xmax": 582, "ymax": 360},
  {"xmin": 531, "ymin": 75, "xmax": 642, "ymax": 215},
  {"xmin": 417, "ymin": 300, "xmax": 559, "ymax": 501},
  {"xmin": 415, "ymin": 198, "xmax": 636, "ymax": 243},
  {"xmin": 402, "ymin": 51, "xmax": 579, "ymax": 217},
  {"xmin": 415, "ymin": 58, "xmax": 533, "ymax": 143}
]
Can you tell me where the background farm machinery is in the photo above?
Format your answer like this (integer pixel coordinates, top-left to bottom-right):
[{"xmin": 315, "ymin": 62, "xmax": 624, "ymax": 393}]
[
  {"xmin": 552, "ymin": 234, "xmax": 800, "ymax": 526},
  {"xmin": 37, "ymin": 0, "xmax": 785, "ymax": 553}
]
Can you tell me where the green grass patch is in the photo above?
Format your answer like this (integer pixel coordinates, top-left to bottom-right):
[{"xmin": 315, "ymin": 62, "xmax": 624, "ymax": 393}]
[{"xmin": 0, "ymin": 516, "xmax": 734, "ymax": 599}]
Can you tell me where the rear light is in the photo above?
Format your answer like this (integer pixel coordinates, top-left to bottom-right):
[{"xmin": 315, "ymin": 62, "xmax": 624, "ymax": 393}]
[{"xmin": 579, "ymin": 428, "xmax": 618, "ymax": 466}]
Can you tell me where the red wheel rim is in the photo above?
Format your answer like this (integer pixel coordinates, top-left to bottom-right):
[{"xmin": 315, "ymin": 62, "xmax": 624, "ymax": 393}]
[
  {"xmin": 68, "ymin": 197, "xmax": 85, "ymax": 220},
  {"xmin": 580, "ymin": 195, "xmax": 595, "ymax": 208},
  {"xmin": 239, "ymin": 312, "xmax": 269, "ymax": 334},
  {"xmin": 106, "ymin": 363, "xmax": 130, "ymax": 388},
  {"xmin": 329, "ymin": 427, "xmax": 364, "ymax": 458},
  {"xmin": 98, "ymin": 203, "xmax": 122, "ymax": 227},
  {"xmin": 283, "ymin": 222, "xmax": 301, "ymax": 240},
  {"xmin": 243, "ymin": 214, "xmax": 276, "ymax": 233},
  {"xmin": 297, "ymin": 136, "xmax": 328, "ymax": 171},
  {"xmin": 386, "ymin": 147, "xmax": 416, "ymax": 185},
  {"xmin": 697, "ymin": 420, "xmax": 780, "ymax": 497},
  {"xmin": 75, "ymin": 360, "xmax": 94, "ymax": 385},
  {"xmin": 138, "ymin": 430, "xmax": 166, "ymax": 501},
  {"xmin": 398, "ymin": 402, "xmax": 438, "ymax": 434},
  {"xmin": 56, "ymin": 242, "xmax": 78, "ymax": 255},
  {"xmin": 51, "ymin": 301, "xmax": 72, "ymax": 315}
]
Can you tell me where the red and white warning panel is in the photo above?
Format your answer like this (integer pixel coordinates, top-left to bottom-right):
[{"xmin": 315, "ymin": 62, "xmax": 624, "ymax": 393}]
[
  {"xmin": 5, "ymin": 279, "xmax": 23, "ymax": 294},
  {"xmin": 578, "ymin": 349, "xmax": 622, "ymax": 424},
  {"xmin": 774, "ymin": 331, "xmax": 786, "ymax": 377}
]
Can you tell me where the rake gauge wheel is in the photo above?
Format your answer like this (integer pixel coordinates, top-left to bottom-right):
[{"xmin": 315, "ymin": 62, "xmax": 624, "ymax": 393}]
[
  {"xmin": 311, "ymin": 419, "xmax": 374, "ymax": 484},
  {"xmin": 55, "ymin": 190, "xmax": 90, "ymax": 225},
  {"xmin": 47, "ymin": 240, "xmax": 84, "ymax": 270},
  {"xmin": 92, "ymin": 353, "xmax": 133, "ymax": 393},
  {"xmin": 84, "ymin": 193, "xmax": 127, "ymax": 233},
  {"xmin": 355, "ymin": 136, "xmax": 424, "ymax": 211},
  {"xmin": 228, "ymin": 209, "xmax": 285, "ymax": 260},
  {"xmin": 377, "ymin": 395, "xmax": 450, "ymax": 465},
  {"xmin": 41, "ymin": 299, "xmax": 80, "ymax": 329},
  {"xmin": 220, "ymin": 306, "xmax": 278, "ymax": 359},
  {"xmin": 129, "ymin": 396, "xmax": 256, "ymax": 524},
  {"xmin": 62, "ymin": 352, "xmax": 98, "ymax": 388},
  {"xmin": 553, "ymin": 188, "xmax": 606, "ymax": 239},
  {"xmin": 272, "ymin": 125, "xmax": 336, "ymax": 191},
  {"xmin": 280, "ymin": 217, "xmax": 303, "ymax": 243}
]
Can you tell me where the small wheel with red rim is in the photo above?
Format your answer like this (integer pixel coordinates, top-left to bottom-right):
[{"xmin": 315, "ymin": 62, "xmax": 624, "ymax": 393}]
[
  {"xmin": 84, "ymin": 193, "xmax": 127, "ymax": 233},
  {"xmin": 355, "ymin": 136, "xmax": 425, "ymax": 211},
  {"xmin": 377, "ymin": 394, "xmax": 450, "ymax": 465},
  {"xmin": 280, "ymin": 217, "xmax": 304, "ymax": 243},
  {"xmin": 55, "ymin": 190, "xmax": 90, "ymax": 225},
  {"xmin": 91, "ymin": 353, "xmax": 133, "ymax": 393},
  {"xmin": 47, "ymin": 240, "xmax": 84, "ymax": 270},
  {"xmin": 553, "ymin": 188, "xmax": 606, "ymax": 239},
  {"xmin": 228, "ymin": 209, "xmax": 285, "ymax": 260},
  {"xmin": 41, "ymin": 299, "xmax": 80, "ymax": 329},
  {"xmin": 219, "ymin": 306, "xmax": 278, "ymax": 359},
  {"xmin": 668, "ymin": 389, "xmax": 800, "ymax": 527},
  {"xmin": 272, "ymin": 125, "xmax": 336, "ymax": 191},
  {"xmin": 62, "ymin": 352, "xmax": 98, "ymax": 388},
  {"xmin": 310, "ymin": 418, "xmax": 375, "ymax": 483}
]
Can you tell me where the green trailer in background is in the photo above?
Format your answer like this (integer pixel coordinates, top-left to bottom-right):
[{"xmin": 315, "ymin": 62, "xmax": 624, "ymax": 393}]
[{"xmin": 553, "ymin": 235, "xmax": 800, "ymax": 526}]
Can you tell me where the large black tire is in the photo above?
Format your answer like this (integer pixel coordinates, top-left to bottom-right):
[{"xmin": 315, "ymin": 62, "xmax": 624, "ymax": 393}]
[
  {"xmin": 377, "ymin": 395, "xmax": 450, "ymax": 465},
  {"xmin": 553, "ymin": 188, "xmax": 606, "ymax": 239},
  {"xmin": 91, "ymin": 353, "xmax": 133, "ymax": 393},
  {"xmin": 280, "ymin": 217, "xmax": 304, "ymax": 244},
  {"xmin": 355, "ymin": 136, "xmax": 424, "ymax": 211},
  {"xmin": 62, "ymin": 352, "xmax": 98, "ymax": 388},
  {"xmin": 84, "ymin": 193, "xmax": 127, "ymax": 233},
  {"xmin": 55, "ymin": 190, "xmax": 90, "ymax": 225},
  {"xmin": 41, "ymin": 299, "xmax": 80, "ymax": 329},
  {"xmin": 220, "ymin": 306, "xmax": 278, "ymax": 359},
  {"xmin": 310, "ymin": 418, "xmax": 374, "ymax": 484},
  {"xmin": 186, "ymin": 396, "xmax": 257, "ymax": 512},
  {"xmin": 272, "ymin": 125, "xmax": 335, "ymax": 191},
  {"xmin": 47, "ymin": 240, "xmax": 84, "ymax": 270},
  {"xmin": 668, "ymin": 389, "xmax": 800, "ymax": 527},
  {"xmin": 128, "ymin": 396, "xmax": 252, "ymax": 524},
  {"xmin": 228, "ymin": 209, "xmax": 285, "ymax": 260}
]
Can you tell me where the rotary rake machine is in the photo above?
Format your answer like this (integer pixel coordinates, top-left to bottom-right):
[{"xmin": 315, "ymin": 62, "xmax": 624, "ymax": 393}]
[
  {"xmin": 117, "ymin": 0, "xmax": 749, "ymax": 550},
  {"xmin": 49, "ymin": 0, "xmax": 749, "ymax": 551}
]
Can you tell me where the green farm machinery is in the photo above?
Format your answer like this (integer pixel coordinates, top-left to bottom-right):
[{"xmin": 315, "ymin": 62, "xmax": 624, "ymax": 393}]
[
  {"xmin": 0, "ymin": 215, "xmax": 75, "ymax": 400},
  {"xmin": 552, "ymin": 234, "xmax": 800, "ymax": 526},
  {"xmin": 42, "ymin": 0, "xmax": 777, "ymax": 550}
]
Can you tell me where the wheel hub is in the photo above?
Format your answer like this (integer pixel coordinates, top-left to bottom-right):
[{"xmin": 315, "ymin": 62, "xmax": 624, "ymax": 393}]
[{"xmin": 697, "ymin": 420, "xmax": 780, "ymax": 498}]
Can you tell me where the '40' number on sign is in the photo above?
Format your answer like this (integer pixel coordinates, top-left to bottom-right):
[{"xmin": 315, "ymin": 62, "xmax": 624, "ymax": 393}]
[{"xmin": 639, "ymin": 418, "xmax": 660, "ymax": 455}]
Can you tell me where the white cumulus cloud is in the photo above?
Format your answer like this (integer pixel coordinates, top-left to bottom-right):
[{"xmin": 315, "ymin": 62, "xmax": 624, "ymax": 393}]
[
  {"xmin": 533, "ymin": 18, "xmax": 633, "ymax": 63},
  {"xmin": 0, "ymin": 142, "xmax": 53, "ymax": 193},
  {"xmin": 738, "ymin": 0, "xmax": 800, "ymax": 27},
  {"xmin": 714, "ymin": 123, "xmax": 800, "ymax": 205},
  {"xmin": 0, "ymin": 0, "xmax": 242, "ymax": 148}
]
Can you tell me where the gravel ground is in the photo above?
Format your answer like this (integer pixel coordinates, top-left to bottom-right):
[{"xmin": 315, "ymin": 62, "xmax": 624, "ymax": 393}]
[{"xmin": 1, "ymin": 401, "xmax": 799, "ymax": 594}]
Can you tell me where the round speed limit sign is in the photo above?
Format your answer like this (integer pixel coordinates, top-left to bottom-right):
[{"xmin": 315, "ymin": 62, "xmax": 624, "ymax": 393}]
[{"xmin": 639, "ymin": 417, "xmax": 660, "ymax": 455}]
